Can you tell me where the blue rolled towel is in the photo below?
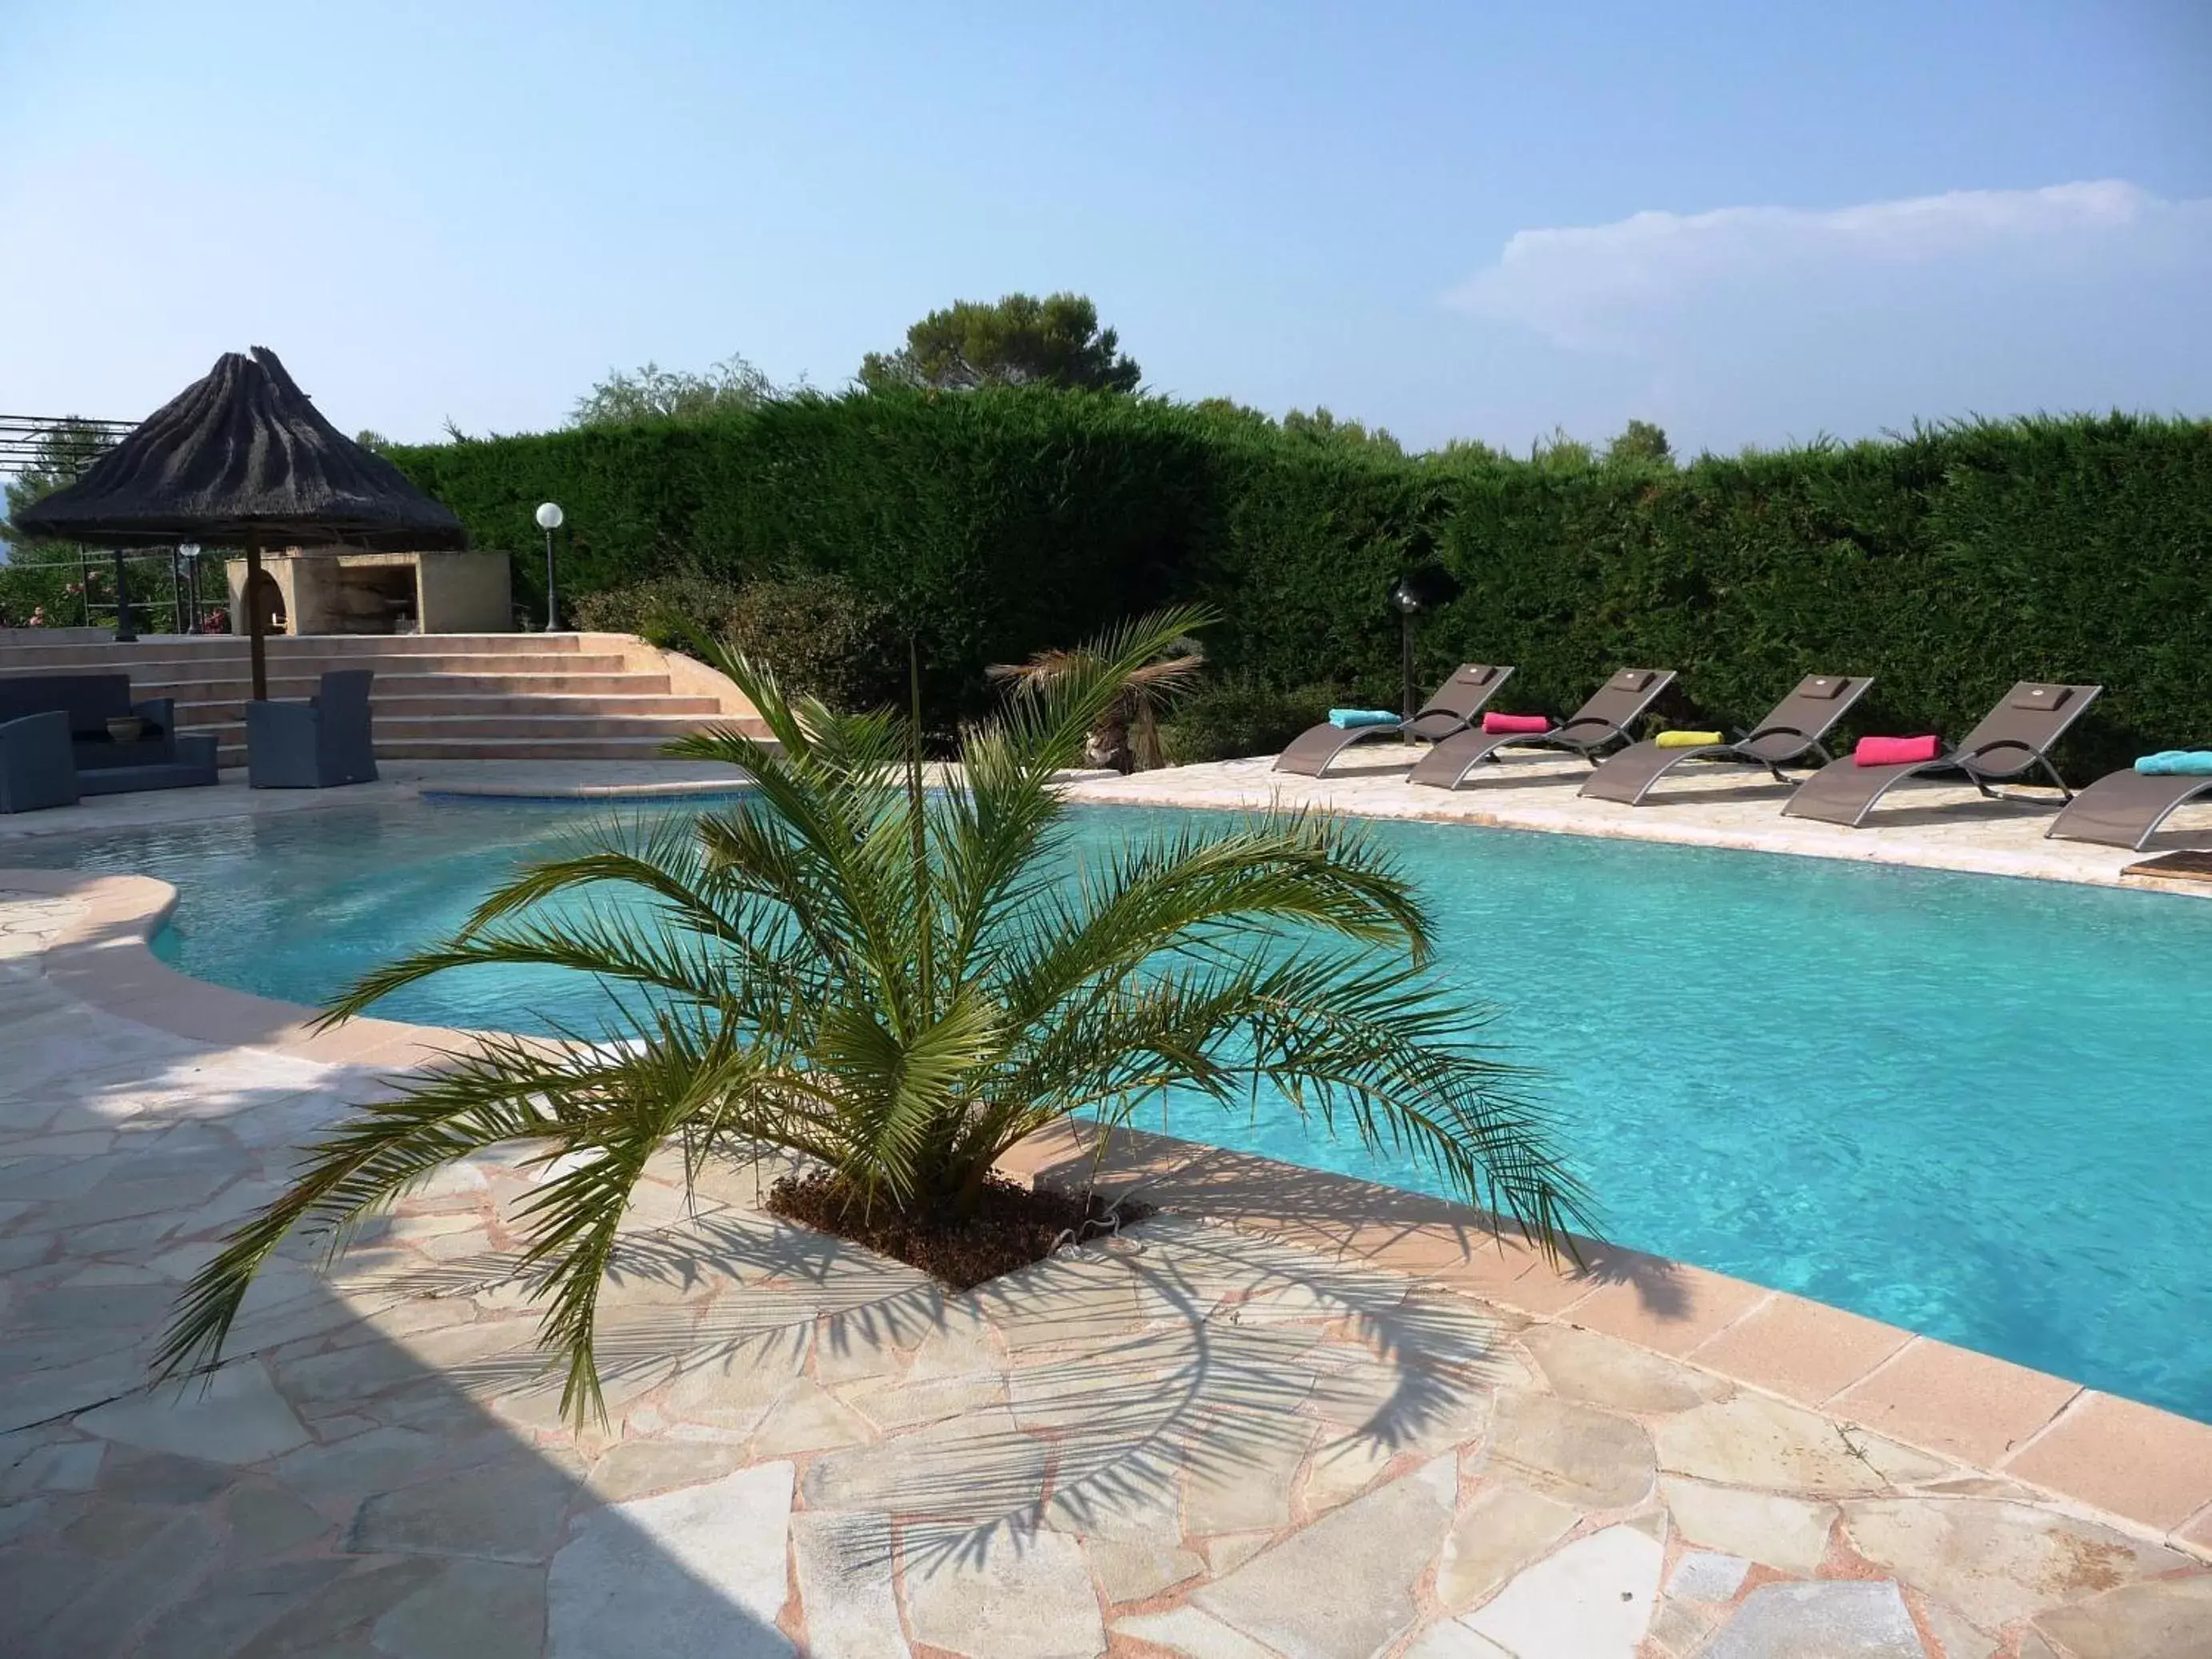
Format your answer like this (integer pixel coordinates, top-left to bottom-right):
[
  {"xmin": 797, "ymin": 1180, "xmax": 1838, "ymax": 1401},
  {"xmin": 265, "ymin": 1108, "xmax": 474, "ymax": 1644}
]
[
  {"xmin": 2136, "ymin": 750, "xmax": 2212, "ymax": 776},
  {"xmin": 1329, "ymin": 709, "xmax": 1401, "ymax": 730}
]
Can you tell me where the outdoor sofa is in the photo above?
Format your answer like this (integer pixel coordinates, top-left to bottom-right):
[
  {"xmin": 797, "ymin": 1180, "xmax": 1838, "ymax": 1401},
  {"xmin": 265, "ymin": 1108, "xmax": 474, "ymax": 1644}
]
[{"xmin": 0, "ymin": 673, "xmax": 218, "ymax": 814}]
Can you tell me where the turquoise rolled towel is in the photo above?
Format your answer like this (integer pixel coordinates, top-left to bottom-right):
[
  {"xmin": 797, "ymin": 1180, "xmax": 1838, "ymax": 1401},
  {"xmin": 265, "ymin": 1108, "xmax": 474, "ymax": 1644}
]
[
  {"xmin": 2137, "ymin": 750, "xmax": 2212, "ymax": 776},
  {"xmin": 1329, "ymin": 709, "xmax": 1401, "ymax": 730}
]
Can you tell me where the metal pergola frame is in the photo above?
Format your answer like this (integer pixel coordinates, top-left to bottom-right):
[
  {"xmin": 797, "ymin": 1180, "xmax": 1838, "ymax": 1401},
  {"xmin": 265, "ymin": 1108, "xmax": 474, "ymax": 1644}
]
[
  {"xmin": 0, "ymin": 414, "xmax": 136, "ymax": 476},
  {"xmin": 2, "ymin": 412, "xmax": 158, "ymax": 637}
]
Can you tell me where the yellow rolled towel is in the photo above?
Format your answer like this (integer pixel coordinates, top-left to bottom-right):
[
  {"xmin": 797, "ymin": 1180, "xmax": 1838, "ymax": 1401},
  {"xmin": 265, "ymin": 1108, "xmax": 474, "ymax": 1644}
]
[{"xmin": 1655, "ymin": 730, "xmax": 1723, "ymax": 749}]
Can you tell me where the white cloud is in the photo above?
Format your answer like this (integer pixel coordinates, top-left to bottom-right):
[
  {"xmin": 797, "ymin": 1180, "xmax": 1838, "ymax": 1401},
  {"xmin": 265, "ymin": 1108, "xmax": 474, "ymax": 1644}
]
[{"xmin": 1448, "ymin": 181, "xmax": 2212, "ymax": 353}]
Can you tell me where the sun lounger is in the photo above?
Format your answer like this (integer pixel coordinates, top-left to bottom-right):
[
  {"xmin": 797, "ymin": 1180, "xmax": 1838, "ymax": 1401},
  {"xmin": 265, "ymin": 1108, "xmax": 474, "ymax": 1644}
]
[
  {"xmin": 1274, "ymin": 664, "xmax": 1514, "ymax": 777},
  {"xmin": 1782, "ymin": 682, "xmax": 2101, "ymax": 829},
  {"xmin": 2045, "ymin": 760, "xmax": 2212, "ymax": 850},
  {"xmin": 1407, "ymin": 668, "xmax": 1676, "ymax": 790},
  {"xmin": 1579, "ymin": 674, "xmax": 1873, "ymax": 806}
]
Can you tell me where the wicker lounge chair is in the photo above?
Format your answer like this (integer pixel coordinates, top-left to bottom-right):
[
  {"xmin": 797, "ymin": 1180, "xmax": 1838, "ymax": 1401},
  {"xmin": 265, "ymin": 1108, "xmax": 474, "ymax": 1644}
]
[
  {"xmin": 1407, "ymin": 668, "xmax": 1676, "ymax": 790},
  {"xmin": 1274, "ymin": 664, "xmax": 1515, "ymax": 778},
  {"xmin": 1782, "ymin": 682, "xmax": 2101, "ymax": 829},
  {"xmin": 2045, "ymin": 762, "xmax": 2212, "ymax": 851},
  {"xmin": 1579, "ymin": 674, "xmax": 1874, "ymax": 806},
  {"xmin": 247, "ymin": 670, "xmax": 378, "ymax": 789}
]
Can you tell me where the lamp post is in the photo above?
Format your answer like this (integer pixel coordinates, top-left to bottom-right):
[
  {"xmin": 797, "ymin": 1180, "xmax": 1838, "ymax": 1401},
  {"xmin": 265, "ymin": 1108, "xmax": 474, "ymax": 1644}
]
[
  {"xmin": 179, "ymin": 543, "xmax": 200, "ymax": 633},
  {"xmin": 535, "ymin": 502, "xmax": 564, "ymax": 632},
  {"xmin": 1389, "ymin": 578, "xmax": 1422, "ymax": 722}
]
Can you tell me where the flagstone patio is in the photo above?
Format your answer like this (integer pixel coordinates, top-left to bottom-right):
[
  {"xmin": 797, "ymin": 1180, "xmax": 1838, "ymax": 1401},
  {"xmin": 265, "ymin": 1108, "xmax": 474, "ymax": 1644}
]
[{"xmin": 4, "ymin": 881, "xmax": 2211, "ymax": 1657}]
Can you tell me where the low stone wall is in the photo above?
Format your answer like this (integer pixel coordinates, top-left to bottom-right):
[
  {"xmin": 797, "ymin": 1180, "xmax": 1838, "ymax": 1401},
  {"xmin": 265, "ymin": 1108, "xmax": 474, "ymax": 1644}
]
[{"xmin": 0, "ymin": 627, "xmax": 109, "ymax": 647}]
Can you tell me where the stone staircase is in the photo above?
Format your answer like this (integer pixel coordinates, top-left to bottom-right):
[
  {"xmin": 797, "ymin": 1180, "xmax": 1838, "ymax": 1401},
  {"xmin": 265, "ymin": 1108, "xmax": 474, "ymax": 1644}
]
[{"xmin": 0, "ymin": 632, "xmax": 769, "ymax": 766}]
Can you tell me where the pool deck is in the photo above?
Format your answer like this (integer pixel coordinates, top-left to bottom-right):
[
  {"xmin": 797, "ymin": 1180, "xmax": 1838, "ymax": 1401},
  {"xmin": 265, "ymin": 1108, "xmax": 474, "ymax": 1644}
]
[
  {"xmin": 1058, "ymin": 752, "xmax": 2212, "ymax": 897},
  {"xmin": 4, "ymin": 761, "xmax": 2212, "ymax": 1657}
]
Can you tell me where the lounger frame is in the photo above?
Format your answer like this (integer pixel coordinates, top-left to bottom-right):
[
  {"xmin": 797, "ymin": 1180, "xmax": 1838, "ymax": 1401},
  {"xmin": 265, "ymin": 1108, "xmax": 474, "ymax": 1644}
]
[
  {"xmin": 1408, "ymin": 669, "xmax": 1676, "ymax": 791},
  {"xmin": 1274, "ymin": 664, "xmax": 1514, "ymax": 778},
  {"xmin": 2045, "ymin": 766, "xmax": 2212, "ymax": 852},
  {"xmin": 1580, "ymin": 674, "xmax": 1874, "ymax": 806},
  {"xmin": 1781, "ymin": 682, "xmax": 2102, "ymax": 830}
]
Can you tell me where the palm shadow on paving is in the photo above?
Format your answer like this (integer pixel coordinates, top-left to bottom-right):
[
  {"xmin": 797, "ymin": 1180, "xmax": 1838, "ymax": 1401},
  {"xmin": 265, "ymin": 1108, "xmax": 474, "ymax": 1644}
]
[
  {"xmin": 1018, "ymin": 1126, "xmax": 1693, "ymax": 1324},
  {"xmin": 376, "ymin": 1193, "xmax": 1530, "ymax": 1581}
]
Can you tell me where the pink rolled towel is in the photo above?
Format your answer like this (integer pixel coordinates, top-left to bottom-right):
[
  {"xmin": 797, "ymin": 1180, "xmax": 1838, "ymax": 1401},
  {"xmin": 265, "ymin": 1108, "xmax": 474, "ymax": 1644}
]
[
  {"xmin": 1854, "ymin": 734, "xmax": 1941, "ymax": 767},
  {"xmin": 1483, "ymin": 712, "xmax": 1551, "ymax": 735}
]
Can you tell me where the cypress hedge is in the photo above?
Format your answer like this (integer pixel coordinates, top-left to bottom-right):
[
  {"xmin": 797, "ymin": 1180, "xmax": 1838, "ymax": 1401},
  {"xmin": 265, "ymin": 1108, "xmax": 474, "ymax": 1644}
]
[{"xmin": 388, "ymin": 395, "xmax": 2212, "ymax": 770}]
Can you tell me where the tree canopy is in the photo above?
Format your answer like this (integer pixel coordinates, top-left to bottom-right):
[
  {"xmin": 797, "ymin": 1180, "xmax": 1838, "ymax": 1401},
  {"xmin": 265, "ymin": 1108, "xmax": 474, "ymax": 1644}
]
[
  {"xmin": 1606, "ymin": 418, "xmax": 1674, "ymax": 466},
  {"xmin": 1282, "ymin": 406, "xmax": 1405, "ymax": 457},
  {"xmin": 2, "ymin": 417, "xmax": 118, "ymax": 551},
  {"xmin": 860, "ymin": 292, "xmax": 1141, "ymax": 393},
  {"xmin": 570, "ymin": 354, "xmax": 782, "ymax": 428}
]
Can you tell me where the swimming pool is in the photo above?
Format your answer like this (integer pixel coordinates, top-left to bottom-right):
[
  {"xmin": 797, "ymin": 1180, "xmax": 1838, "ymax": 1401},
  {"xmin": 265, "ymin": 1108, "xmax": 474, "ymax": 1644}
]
[{"xmin": 16, "ymin": 795, "xmax": 2212, "ymax": 1420}]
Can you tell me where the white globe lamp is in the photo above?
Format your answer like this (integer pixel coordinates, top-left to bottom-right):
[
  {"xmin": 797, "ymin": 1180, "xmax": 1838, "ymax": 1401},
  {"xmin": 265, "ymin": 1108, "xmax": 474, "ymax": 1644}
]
[{"xmin": 535, "ymin": 503, "xmax": 564, "ymax": 630}]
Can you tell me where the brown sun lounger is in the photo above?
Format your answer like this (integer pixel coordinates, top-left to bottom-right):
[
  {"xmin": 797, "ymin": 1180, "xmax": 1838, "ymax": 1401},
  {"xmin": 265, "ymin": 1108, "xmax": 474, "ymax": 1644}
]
[
  {"xmin": 1274, "ymin": 664, "xmax": 1514, "ymax": 777},
  {"xmin": 2045, "ymin": 762, "xmax": 2212, "ymax": 851},
  {"xmin": 1407, "ymin": 668, "xmax": 1676, "ymax": 790},
  {"xmin": 1782, "ymin": 682, "xmax": 2102, "ymax": 829},
  {"xmin": 1580, "ymin": 674, "xmax": 1874, "ymax": 806}
]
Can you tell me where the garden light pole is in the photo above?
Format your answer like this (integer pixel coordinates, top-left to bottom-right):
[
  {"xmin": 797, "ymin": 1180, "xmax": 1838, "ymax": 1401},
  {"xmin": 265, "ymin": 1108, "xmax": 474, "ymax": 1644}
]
[
  {"xmin": 536, "ymin": 502, "xmax": 564, "ymax": 631},
  {"xmin": 1390, "ymin": 578, "xmax": 1422, "ymax": 721},
  {"xmin": 179, "ymin": 543, "xmax": 200, "ymax": 633}
]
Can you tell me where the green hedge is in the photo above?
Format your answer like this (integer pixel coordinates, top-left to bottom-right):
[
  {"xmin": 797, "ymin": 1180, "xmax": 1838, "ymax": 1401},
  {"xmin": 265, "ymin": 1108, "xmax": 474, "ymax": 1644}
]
[{"xmin": 389, "ymin": 397, "xmax": 2212, "ymax": 770}]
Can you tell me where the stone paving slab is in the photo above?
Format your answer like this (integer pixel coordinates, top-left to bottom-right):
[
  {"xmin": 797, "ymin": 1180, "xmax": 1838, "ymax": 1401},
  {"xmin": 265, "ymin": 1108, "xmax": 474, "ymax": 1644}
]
[{"xmin": 7, "ymin": 879, "xmax": 2212, "ymax": 1657}]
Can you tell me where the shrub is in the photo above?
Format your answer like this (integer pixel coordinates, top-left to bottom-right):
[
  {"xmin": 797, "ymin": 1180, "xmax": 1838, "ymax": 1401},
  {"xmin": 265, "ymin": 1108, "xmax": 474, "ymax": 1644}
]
[
  {"xmin": 574, "ymin": 571, "xmax": 901, "ymax": 713},
  {"xmin": 0, "ymin": 560, "xmax": 75, "ymax": 628},
  {"xmin": 1161, "ymin": 677, "xmax": 1342, "ymax": 764}
]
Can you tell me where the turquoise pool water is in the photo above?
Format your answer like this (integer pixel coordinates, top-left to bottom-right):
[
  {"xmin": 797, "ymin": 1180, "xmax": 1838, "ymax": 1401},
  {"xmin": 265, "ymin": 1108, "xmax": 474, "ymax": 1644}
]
[{"xmin": 18, "ymin": 796, "xmax": 2212, "ymax": 1419}]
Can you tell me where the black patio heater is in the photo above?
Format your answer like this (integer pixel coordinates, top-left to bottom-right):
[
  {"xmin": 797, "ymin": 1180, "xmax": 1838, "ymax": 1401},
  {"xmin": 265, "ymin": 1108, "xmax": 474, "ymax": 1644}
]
[{"xmin": 14, "ymin": 348, "xmax": 467, "ymax": 700}]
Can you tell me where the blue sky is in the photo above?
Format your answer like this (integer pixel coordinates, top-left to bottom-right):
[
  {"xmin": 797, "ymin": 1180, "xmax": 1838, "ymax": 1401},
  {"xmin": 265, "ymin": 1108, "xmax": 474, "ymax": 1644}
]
[{"xmin": 2, "ymin": 1, "xmax": 2207, "ymax": 456}]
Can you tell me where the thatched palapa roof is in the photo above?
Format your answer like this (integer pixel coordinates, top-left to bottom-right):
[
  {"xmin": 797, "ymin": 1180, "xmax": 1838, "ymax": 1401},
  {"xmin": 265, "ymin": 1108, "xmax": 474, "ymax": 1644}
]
[{"xmin": 13, "ymin": 346, "xmax": 466, "ymax": 551}]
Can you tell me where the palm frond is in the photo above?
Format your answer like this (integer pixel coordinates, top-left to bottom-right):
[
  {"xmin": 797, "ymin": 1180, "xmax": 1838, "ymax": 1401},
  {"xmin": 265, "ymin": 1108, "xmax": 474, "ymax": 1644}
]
[{"xmin": 170, "ymin": 602, "xmax": 1588, "ymax": 1428}]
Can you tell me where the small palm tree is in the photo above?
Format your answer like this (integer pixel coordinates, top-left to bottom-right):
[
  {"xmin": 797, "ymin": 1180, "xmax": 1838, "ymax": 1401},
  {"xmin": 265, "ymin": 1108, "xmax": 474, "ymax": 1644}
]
[
  {"xmin": 159, "ymin": 608, "xmax": 1586, "ymax": 1422},
  {"xmin": 989, "ymin": 633, "xmax": 1204, "ymax": 771}
]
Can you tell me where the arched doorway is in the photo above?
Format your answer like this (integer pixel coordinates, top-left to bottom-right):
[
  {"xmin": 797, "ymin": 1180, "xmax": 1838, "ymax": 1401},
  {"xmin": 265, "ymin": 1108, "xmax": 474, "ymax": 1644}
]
[{"xmin": 248, "ymin": 570, "xmax": 286, "ymax": 636}]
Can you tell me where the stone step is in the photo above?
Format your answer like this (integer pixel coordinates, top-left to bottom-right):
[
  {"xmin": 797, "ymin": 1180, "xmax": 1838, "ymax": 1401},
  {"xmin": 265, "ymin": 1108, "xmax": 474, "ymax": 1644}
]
[
  {"xmin": 171, "ymin": 691, "xmax": 723, "ymax": 722},
  {"xmin": 184, "ymin": 710, "xmax": 769, "ymax": 760},
  {"xmin": 165, "ymin": 670, "xmax": 681, "ymax": 699},
  {"xmin": 0, "ymin": 634, "xmax": 594, "ymax": 670},
  {"xmin": 358, "ymin": 712, "xmax": 732, "ymax": 742},
  {"xmin": 2, "ymin": 631, "xmax": 764, "ymax": 770},
  {"xmin": 370, "ymin": 734, "xmax": 770, "ymax": 762},
  {"xmin": 0, "ymin": 651, "xmax": 641, "ymax": 683},
  {"xmin": 0, "ymin": 632, "xmax": 588, "ymax": 659}
]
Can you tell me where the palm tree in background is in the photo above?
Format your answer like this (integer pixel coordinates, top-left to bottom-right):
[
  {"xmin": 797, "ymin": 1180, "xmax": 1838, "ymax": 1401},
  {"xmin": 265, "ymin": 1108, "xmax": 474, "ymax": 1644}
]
[
  {"xmin": 989, "ymin": 630, "xmax": 1205, "ymax": 771},
  {"xmin": 159, "ymin": 607, "xmax": 1586, "ymax": 1422}
]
